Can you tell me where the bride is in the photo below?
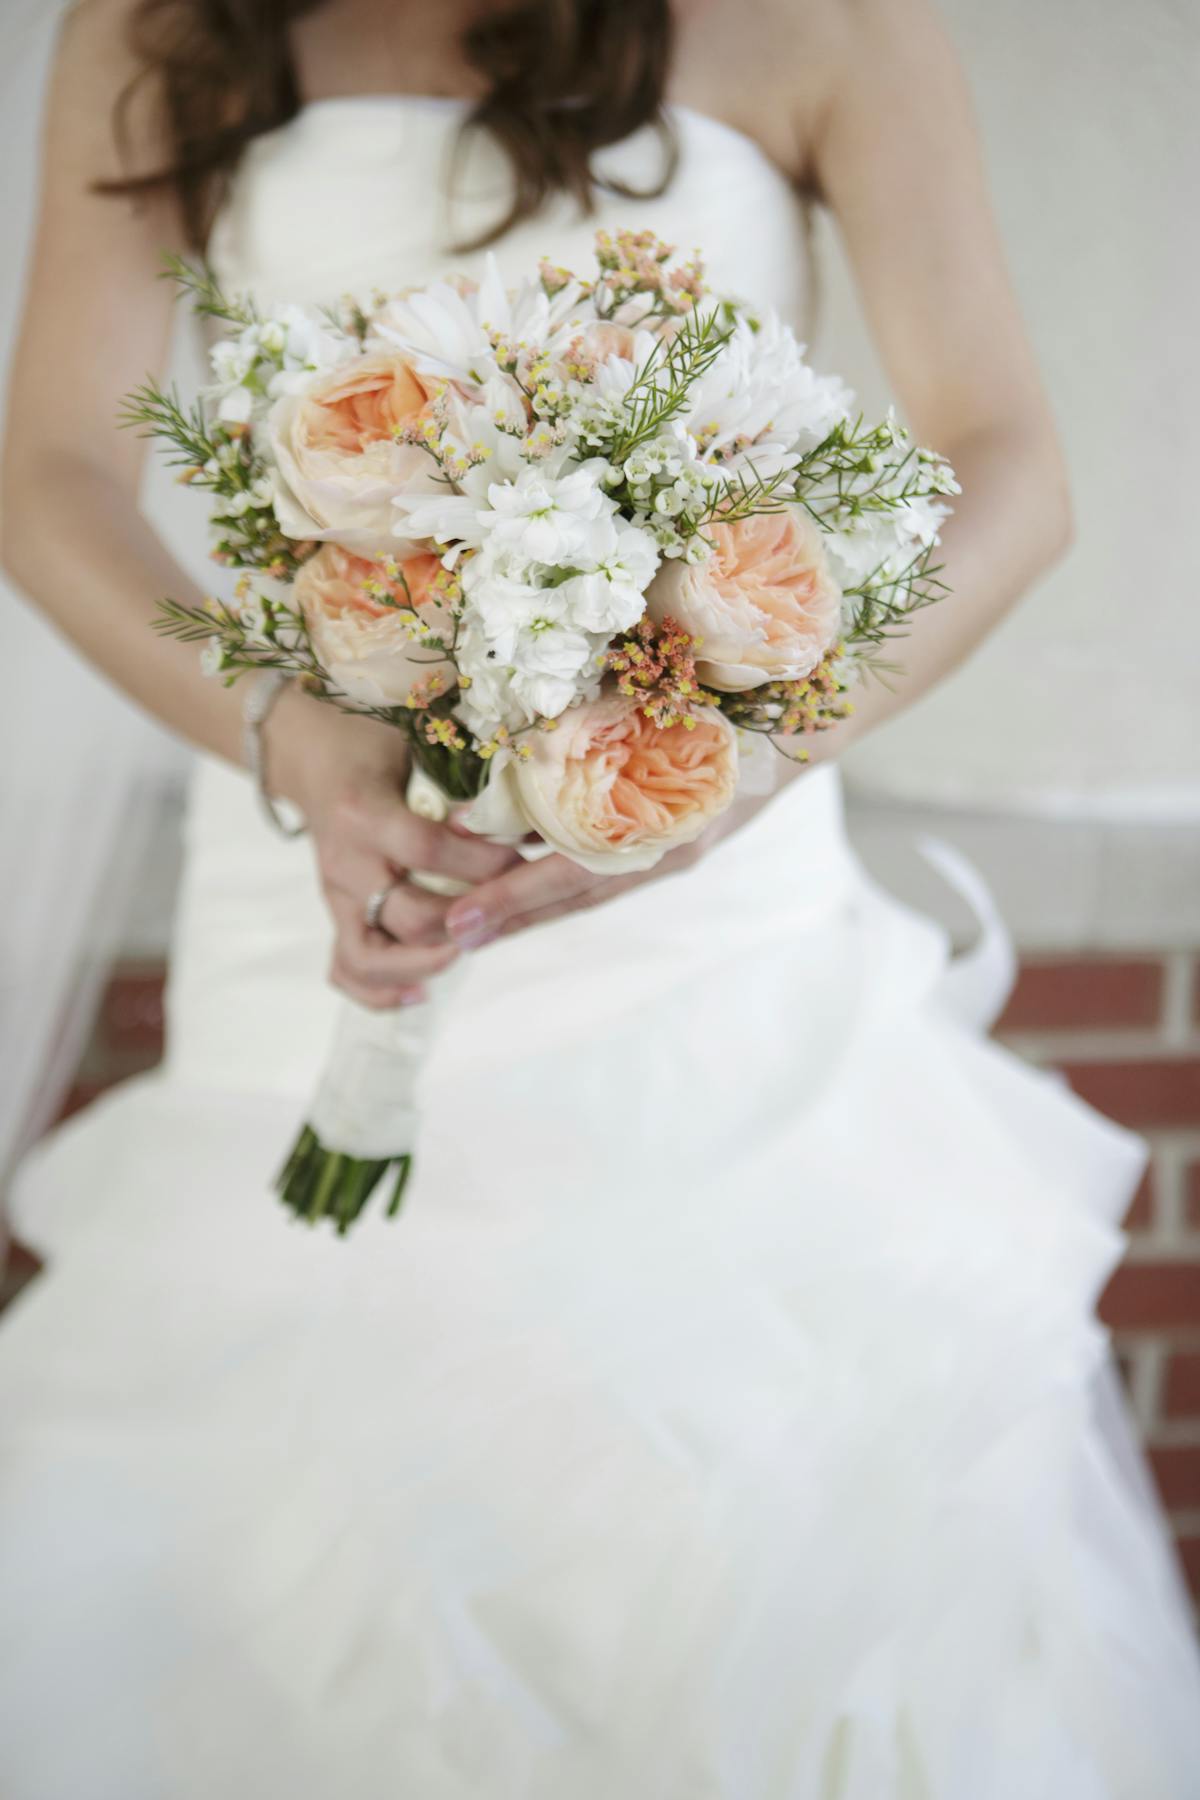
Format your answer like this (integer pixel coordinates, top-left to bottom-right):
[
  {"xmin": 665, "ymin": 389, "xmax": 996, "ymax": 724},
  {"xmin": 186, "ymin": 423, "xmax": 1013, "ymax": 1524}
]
[{"xmin": 2, "ymin": 1, "xmax": 1198, "ymax": 1794}]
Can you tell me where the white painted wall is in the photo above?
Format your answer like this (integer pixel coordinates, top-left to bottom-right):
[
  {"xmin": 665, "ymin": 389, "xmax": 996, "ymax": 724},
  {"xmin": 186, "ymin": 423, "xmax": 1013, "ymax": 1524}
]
[{"xmin": 817, "ymin": 0, "xmax": 1200, "ymax": 814}]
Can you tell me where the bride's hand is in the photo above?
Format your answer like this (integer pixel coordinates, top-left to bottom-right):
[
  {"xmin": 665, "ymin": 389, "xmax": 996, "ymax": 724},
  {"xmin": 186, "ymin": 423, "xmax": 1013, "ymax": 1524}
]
[
  {"xmin": 269, "ymin": 690, "xmax": 521, "ymax": 1009},
  {"xmin": 440, "ymin": 787, "xmax": 776, "ymax": 949}
]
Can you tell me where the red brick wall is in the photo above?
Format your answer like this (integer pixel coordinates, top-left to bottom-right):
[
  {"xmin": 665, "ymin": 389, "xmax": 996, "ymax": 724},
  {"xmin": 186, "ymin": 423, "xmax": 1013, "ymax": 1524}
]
[
  {"xmin": 5, "ymin": 953, "xmax": 1200, "ymax": 1603},
  {"xmin": 998, "ymin": 954, "xmax": 1200, "ymax": 1604}
]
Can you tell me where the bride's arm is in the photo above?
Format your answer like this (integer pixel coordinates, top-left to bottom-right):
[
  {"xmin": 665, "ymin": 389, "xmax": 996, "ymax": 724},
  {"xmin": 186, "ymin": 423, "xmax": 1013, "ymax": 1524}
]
[
  {"xmin": 445, "ymin": 0, "xmax": 1068, "ymax": 944},
  {"xmin": 799, "ymin": 0, "xmax": 1071, "ymax": 756},
  {"xmin": 2, "ymin": 0, "xmax": 515, "ymax": 1010}
]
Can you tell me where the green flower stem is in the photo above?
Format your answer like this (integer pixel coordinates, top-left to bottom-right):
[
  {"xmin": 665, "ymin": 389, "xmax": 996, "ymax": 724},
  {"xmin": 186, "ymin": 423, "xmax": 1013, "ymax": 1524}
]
[{"xmin": 276, "ymin": 1124, "xmax": 413, "ymax": 1235}]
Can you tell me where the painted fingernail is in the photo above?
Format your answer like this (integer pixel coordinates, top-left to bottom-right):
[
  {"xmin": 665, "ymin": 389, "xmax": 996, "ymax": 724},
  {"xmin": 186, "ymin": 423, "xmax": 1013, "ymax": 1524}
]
[{"xmin": 447, "ymin": 907, "xmax": 493, "ymax": 949}]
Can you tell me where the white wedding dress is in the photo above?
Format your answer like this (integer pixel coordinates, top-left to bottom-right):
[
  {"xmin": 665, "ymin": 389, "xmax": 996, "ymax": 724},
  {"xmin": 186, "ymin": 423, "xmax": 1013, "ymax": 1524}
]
[{"xmin": 3, "ymin": 99, "xmax": 1199, "ymax": 1800}]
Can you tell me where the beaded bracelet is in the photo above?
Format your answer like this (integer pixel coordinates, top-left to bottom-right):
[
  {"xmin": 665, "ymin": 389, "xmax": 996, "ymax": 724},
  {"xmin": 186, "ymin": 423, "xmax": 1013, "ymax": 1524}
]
[{"xmin": 242, "ymin": 670, "xmax": 307, "ymax": 838}]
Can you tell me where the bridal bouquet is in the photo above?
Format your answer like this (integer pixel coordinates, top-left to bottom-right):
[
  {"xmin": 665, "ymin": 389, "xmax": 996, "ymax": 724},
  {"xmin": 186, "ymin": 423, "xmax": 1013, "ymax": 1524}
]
[{"xmin": 126, "ymin": 230, "xmax": 957, "ymax": 1232}]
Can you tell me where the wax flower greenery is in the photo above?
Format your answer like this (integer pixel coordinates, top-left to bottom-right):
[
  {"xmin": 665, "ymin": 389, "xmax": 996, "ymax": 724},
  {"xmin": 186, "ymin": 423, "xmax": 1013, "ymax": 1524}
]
[{"xmin": 124, "ymin": 228, "xmax": 957, "ymax": 1231}]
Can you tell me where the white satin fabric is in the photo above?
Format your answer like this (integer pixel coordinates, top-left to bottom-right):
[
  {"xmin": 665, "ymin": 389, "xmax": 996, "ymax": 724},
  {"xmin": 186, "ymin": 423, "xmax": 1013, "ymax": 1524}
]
[{"xmin": 2, "ymin": 100, "xmax": 1199, "ymax": 1799}]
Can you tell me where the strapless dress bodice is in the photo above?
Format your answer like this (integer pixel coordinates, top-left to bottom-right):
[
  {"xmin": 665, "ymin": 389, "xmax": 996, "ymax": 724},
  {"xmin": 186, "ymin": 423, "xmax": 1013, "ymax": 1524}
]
[{"xmin": 208, "ymin": 96, "xmax": 812, "ymax": 324}]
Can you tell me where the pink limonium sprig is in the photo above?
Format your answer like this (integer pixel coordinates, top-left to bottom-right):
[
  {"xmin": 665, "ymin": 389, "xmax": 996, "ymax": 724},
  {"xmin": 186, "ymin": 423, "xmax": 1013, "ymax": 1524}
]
[
  {"xmin": 718, "ymin": 646, "xmax": 855, "ymax": 755},
  {"xmin": 591, "ymin": 229, "xmax": 707, "ymax": 320},
  {"xmin": 604, "ymin": 614, "xmax": 721, "ymax": 731}
]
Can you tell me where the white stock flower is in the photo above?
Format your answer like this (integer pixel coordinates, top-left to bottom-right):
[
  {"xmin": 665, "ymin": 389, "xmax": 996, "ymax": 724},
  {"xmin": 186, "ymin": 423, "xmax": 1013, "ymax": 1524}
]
[
  {"xmin": 555, "ymin": 518, "xmax": 660, "ymax": 632},
  {"xmin": 215, "ymin": 385, "xmax": 255, "ymax": 427},
  {"xmin": 824, "ymin": 491, "xmax": 948, "ymax": 595},
  {"xmin": 434, "ymin": 476, "xmax": 658, "ymax": 737},
  {"xmin": 263, "ymin": 306, "xmax": 351, "ymax": 385},
  {"xmin": 454, "ymin": 624, "xmax": 529, "ymax": 738},
  {"xmin": 208, "ymin": 308, "xmax": 354, "ymax": 426},
  {"xmin": 390, "ymin": 386, "xmax": 562, "ymax": 553},
  {"xmin": 464, "ymin": 564, "xmax": 570, "ymax": 660},
  {"xmin": 511, "ymin": 626, "xmax": 597, "ymax": 719},
  {"xmin": 210, "ymin": 337, "xmax": 257, "ymax": 389},
  {"xmin": 394, "ymin": 490, "xmax": 485, "ymax": 559},
  {"xmin": 481, "ymin": 464, "xmax": 617, "ymax": 564},
  {"xmin": 456, "ymin": 557, "xmax": 601, "ymax": 725},
  {"xmin": 893, "ymin": 493, "xmax": 951, "ymax": 549}
]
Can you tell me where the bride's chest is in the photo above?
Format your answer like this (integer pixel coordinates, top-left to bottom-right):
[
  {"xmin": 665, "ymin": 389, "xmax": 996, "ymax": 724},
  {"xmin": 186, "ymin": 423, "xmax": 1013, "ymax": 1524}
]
[{"xmin": 208, "ymin": 102, "xmax": 812, "ymax": 325}]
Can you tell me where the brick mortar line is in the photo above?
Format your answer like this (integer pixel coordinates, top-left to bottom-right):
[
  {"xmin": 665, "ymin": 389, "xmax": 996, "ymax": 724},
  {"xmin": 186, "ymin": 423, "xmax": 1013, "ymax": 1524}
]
[
  {"xmin": 1150, "ymin": 1140, "xmax": 1188, "ymax": 1243},
  {"xmin": 1115, "ymin": 1329, "xmax": 1200, "ymax": 1355},
  {"xmin": 1162, "ymin": 951, "xmax": 1199, "ymax": 1048},
  {"xmin": 1122, "ymin": 1134, "xmax": 1200, "ymax": 1250},
  {"xmin": 1144, "ymin": 1128, "xmax": 1200, "ymax": 1156},
  {"xmin": 1001, "ymin": 1029, "xmax": 1200, "ymax": 1063},
  {"xmin": 1147, "ymin": 1420, "xmax": 1200, "ymax": 1449},
  {"xmin": 1121, "ymin": 1339, "xmax": 1162, "ymax": 1433},
  {"xmin": 1123, "ymin": 1238, "xmax": 1200, "ymax": 1265}
]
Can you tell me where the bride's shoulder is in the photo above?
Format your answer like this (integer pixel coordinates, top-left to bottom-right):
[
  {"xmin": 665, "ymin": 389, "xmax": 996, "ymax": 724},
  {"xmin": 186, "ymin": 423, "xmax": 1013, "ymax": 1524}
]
[
  {"xmin": 59, "ymin": 0, "xmax": 141, "ymax": 56},
  {"xmin": 673, "ymin": 0, "xmax": 857, "ymax": 182},
  {"xmin": 50, "ymin": 0, "xmax": 169, "ymax": 178},
  {"xmin": 676, "ymin": 0, "xmax": 961, "ymax": 183}
]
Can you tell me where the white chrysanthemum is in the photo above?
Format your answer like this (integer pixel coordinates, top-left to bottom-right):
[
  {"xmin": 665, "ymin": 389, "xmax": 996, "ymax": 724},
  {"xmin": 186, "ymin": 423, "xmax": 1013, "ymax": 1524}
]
[
  {"xmin": 579, "ymin": 325, "xmax": 660, "ymax": 394},
  {"xmin": 824, "ymin": 526, "xmax": 914, "ymax": 601},
  {"xmin": 370, "ymin": 254, "xmax": 586, "ymax": 384},
  {"xmin": 681, "ymin": 308, "xmax": 853, "ymax": 475}
]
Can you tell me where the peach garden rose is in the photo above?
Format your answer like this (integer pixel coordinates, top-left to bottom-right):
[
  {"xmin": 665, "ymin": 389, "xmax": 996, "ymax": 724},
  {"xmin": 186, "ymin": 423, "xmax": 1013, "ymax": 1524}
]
[
  {"xmin": 466, "ymin": 692, "xmax": 741, "ymax": 874},
  {"xmin": 646, "ymin": 507, "xmax": 844, "ymax": 692},
  {"xmin": 293, "ymin": 543, "xmax": 454, "ymax": 710},
  {"xmin": 267, "ymin": 352, "xmax": 445, "ymax": 555}
]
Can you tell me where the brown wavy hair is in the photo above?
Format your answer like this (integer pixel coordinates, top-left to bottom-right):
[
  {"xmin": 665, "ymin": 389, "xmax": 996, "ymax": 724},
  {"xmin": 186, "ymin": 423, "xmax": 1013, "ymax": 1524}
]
[{"xmin": 98, "ymin": 0, "xmax": 678, "ymax": 250}]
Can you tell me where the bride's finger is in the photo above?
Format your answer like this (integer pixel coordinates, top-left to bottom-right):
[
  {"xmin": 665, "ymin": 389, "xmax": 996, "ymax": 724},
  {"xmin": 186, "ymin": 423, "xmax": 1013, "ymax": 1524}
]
[
  {"xmin": 329, "ymin": 892, "xmax": 459, "ymax": 980},
  {"xmin": 323, "ymin": 851, "xmax": 453, "ymax": 946},
  {"xmin": 329, "ymin": 934, "xmax": 457, "ymax": 1009},
  {"xmin": 328, "ymin": 961, "xmax": 429, "ymax": 1012},
  {"xmin": 444, "ymin": 855, "xmax": 611, "ymax": 948},
  {"xmin": 375, "ymin": 879, "xmax": 453, "ymax": 946},
  {"xmin": 451, "ymin": 834, "xmax": 707, "ymax": 942},
  {"xmin": 343, "ymin": 790, "xmax": 518, "ymax": 885},
  {"xmin": 496, "ymin": 878, "xmax": 639, "ymax": 936}
]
